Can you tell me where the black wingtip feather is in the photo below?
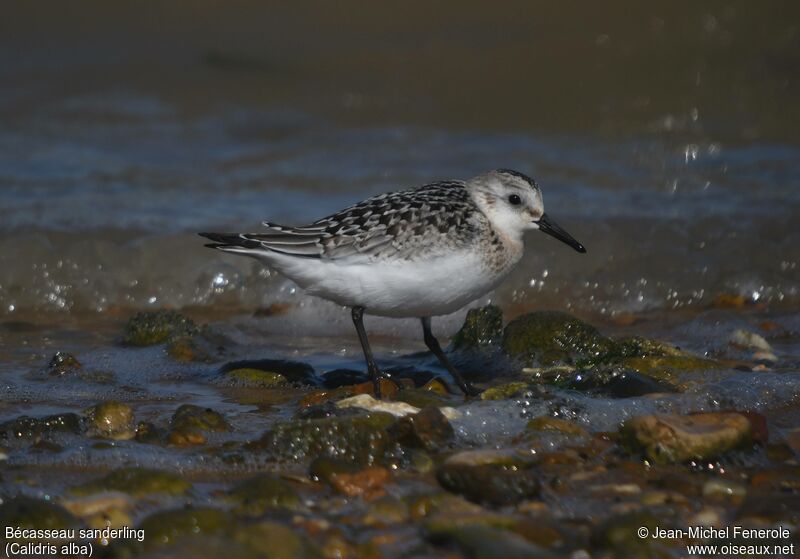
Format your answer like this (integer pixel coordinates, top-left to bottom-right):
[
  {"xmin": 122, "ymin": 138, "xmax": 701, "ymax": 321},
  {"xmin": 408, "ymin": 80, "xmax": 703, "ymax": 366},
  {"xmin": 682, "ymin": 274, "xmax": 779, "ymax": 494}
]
[{"xmin": 199, "ymin": 232, "xmax": 262, "ymax": 249}]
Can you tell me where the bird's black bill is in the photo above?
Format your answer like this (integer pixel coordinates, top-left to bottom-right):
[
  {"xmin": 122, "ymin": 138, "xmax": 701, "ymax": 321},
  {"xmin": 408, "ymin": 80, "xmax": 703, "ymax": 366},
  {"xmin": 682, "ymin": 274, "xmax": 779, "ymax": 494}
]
[{"xmin": 537, "ymin": 213, "xmax": 586, "ymax": 253}]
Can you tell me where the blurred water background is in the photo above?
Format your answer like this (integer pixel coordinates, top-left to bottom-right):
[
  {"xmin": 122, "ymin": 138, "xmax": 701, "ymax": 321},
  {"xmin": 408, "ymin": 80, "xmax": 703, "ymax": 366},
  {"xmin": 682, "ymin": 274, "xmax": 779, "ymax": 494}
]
[{"xmin": 1, "ymin": 0, "xmax": 798, "ymax": 322}]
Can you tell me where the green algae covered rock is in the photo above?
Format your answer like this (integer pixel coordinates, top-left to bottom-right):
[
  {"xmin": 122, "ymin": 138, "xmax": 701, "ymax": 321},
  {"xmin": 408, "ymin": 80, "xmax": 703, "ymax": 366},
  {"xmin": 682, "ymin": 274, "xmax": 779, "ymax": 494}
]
[
  {"xmin": 621, "ymin": 412, "xmax": 753, "ymax": 464},
  {"xmin": 591, "ymin": 510, "xmax": 670, "ymax": 559},
  {"xmin": 166, "ymin": 336, "xmax": 214, "ymax": 363},
  {"xmin": 451, "ymin": 305, "xmax": 504, "ymax": 351},
  {"xmin": 406, "ymin": 491, "xmax": 483, "ymax": 520},
  {"xmin": 0, "ymin": 413, "xmax": 82, "ymax": 441},
  {"xmin": 309, "ymin": 456, "xmax": 364, "ymax": 483},
  {"xmin": 226, "ymin": 474, "xmax": 303, "ymax": 515},
  {"xmin": 71, "ymin": 467, "xmax": 191, "ymax": 497},
  {"xmin": 233, "ymin": 521, "xmax": 324, "ymax": 559},
  {"xmin": 220, "ymin": 359, "xmax": 315, "ymax": 386},
  {"xmin": 436, "ymin": 450, "xmax": 540, "ymax": 506},
  {"xmin": 0, "ymin": 496, "xmax": 78, "ymax": 541},
  {"xmin": 171, "ymin": 405, "xmax": 231, "ymax": 433},
  {"xmin": 84, "ymin": 401, "xmax": 135, "ymax": 440},
  {"xmin": 168, "ymin": 404, "xmax": 230, "ymax": 446},
  {"xmin": 428, "ymin": 524, "xmax": 560, "ymax": 559},
  {"xmin": 526, "ymin": 416, "xmax": 588, "ymax": 437},
  {"xmin": 125, "ymin": 536, "xmax": 260, "ymax": 559},
  {"xmin": 480, "ymin": 382, "xmax": 532, "ymax": 400},
  {"xmin": 47, "ymin": 351, "xmax": 82, "ymax": 376},
  {"xmin": 224, "ymin": 368, "xmax": 288, "ymax": 388},
  {"xmin": 122, "ymin": 310, "xmax": 198, "ymax": 346},
  {"xmin": 249, "ymin": 412, "xmax": 396, "ymax": 466},
  {"xmin": 502, "ymin": 311, "xmax": 612, "ymax": 367},
  {"xmin": 621, "ymin": 355, "xmax": 720, "ymax": 383},
  {"xmin": 137, "ymin": 507, "xmax": 233, "ymax": 548},
  {"xmin": 501, "ymin": 311, "xmax": 720, "ymax": 388}
]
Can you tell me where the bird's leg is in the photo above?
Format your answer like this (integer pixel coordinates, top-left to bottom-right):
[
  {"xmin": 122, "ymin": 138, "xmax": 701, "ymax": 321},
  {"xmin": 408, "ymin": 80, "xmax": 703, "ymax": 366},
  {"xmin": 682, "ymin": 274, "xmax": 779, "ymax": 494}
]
[
  {"xmin": 351, "ymin": 306, "xmax": 385, "ymax": 399},
  {"xmin": 421, "ymin": 317, "xmax": 481, "ymax": 397}
]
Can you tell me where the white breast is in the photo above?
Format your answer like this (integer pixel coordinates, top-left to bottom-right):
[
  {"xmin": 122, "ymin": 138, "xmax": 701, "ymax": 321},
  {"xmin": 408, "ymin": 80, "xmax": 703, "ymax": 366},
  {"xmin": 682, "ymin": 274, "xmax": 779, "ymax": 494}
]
[{"xmin": 261, "ymin": 250, "xmax": 519, "ymax": 318}]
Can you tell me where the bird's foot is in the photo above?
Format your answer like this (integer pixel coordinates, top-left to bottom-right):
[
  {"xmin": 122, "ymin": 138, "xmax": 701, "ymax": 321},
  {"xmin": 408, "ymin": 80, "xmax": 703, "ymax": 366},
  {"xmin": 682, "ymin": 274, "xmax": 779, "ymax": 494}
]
[
  {"xmin": 370, "ymin": 370, "xmax": 394, "ymax": 400},
  {"xmin": 458, "ymin": 381, "xmax": 482, "ymax": 398}
]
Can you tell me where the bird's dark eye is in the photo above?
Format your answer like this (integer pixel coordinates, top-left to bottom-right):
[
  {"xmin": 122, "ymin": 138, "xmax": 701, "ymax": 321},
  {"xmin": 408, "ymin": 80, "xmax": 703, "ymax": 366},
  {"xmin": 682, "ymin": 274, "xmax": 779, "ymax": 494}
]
[{"xmin": 508, "ymin": 194, "xmax": 522, "ymax": 206}]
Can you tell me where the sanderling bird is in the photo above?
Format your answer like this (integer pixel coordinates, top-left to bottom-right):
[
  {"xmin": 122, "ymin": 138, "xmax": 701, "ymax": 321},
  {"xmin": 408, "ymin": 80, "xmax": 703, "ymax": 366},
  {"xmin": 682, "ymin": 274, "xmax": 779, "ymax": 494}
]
[{"xmin": 201, "ymin": 169, "xmax": 585, "ymax": 397}]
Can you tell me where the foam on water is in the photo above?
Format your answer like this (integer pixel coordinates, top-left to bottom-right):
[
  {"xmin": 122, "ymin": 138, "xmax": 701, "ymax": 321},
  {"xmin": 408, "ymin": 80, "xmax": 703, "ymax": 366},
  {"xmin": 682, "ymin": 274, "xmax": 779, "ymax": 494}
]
[{"xmin": 451, "ymin": 370, "xmax": 800, "ymax": 447}]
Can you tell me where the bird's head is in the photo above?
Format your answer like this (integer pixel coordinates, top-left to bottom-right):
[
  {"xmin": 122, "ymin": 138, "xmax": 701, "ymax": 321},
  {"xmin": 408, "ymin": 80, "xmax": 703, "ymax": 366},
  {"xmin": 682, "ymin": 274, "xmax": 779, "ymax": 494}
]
[{"xmin": 467, "ymin": 169, "xmax": 586, "ymax": 253}]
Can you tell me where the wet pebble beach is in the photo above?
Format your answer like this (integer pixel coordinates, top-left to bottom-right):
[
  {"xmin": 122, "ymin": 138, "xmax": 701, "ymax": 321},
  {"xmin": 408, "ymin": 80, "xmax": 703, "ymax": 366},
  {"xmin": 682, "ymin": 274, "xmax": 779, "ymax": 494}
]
[{"xmin": 2, "ymin": 303, "xmax": 799, "ymax": 558}]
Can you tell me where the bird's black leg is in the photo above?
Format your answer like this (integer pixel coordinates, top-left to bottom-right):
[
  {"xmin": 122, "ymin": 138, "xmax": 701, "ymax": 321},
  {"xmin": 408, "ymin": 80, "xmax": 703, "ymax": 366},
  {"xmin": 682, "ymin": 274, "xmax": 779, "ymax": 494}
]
[
  {"xmin": 352, "ymin": 306, "xmax": 385, "ymax": 399},
  {"xmin": 421, "ymin": 317, "xmax": 481, "ymax": 397}
]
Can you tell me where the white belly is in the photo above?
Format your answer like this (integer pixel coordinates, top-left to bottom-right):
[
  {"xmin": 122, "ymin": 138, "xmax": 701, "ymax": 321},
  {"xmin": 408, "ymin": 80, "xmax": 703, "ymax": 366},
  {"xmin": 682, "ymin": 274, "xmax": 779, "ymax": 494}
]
[{"xmin": 262, "ymin": 251, "xmax": 517, "ymax": 317}]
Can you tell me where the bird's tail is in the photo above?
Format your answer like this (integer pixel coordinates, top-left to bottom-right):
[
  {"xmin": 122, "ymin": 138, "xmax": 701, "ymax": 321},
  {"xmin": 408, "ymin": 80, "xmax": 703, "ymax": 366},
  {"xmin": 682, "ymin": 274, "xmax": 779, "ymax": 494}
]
[{"xmin": 199, "ymin": 232, "xmax": 263, "ymax": 252}]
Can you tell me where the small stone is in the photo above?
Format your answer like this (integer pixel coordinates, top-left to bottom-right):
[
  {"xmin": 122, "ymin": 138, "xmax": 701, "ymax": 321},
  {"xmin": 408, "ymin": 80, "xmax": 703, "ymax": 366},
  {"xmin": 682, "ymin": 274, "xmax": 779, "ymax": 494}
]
[
  {"xmin": 166, "ymin": 336, "xmax": 214, "ymax": 363},
  {"xmin": 83, "ymin": 401, "xmax": 135, "ymax": 440},
  {"xmin": 0, "ymin": 413, "xmax": 82, "ymax": 441},
  {"xmin": 249, "ymin": 412, "xmax": 397, "ymax": 466},
  {"xmin": 226, "ymin": 474, "xmax": 303, "ymax": 515},
  {"xmin": 137, "ymin": 507, "xmax": 233, "ymax": 549},
  {"xmin": 407, "ymin": 492, "xmax": 484, "ymax": 520},
  {"xmin": 480, "ymin": 382, "xmax": 531, "ymax": 400},
  {"xmin": 513, "ymin": 517, "xmax": 568, "ymax": 549},
  {"xmin": 300, "ymin": 379, "xmax": 400, "ymax": 407},
  {"xmin": 690, "ymin": 507, "xmax": 724, "ymax": 527},
  {"xmin": 171, "ymin": 404, "xmax": 230, "ymax": 433},
  {"xmin": 621, "ymin": 412, "xmax": 753, "ymax": 463},
  {"xmin": 221, "ymin": 358, "xmax": 315, "ymax": 385},
  {"xmin": 423, "ymin": 377, "xmax": 450, "ymax": 395},
  {"xmin": 765, "ymin": 442, "xmax": 794, "ymax": 462},
  {"xmin": 320, "ymin": 368, "xmax": 368, "ymax": 388},
  {"xmin": 362, "ymin": 495, "xmax": 409, "ymax": 525},
  {"xmin": 749, "ymin": 466, "xmax": 800, "ymax": 491},
  {"xmin": 702, "ymin": 478, "xmax": 747, "ymax": 502},
  {"xmin": 590, "ymin": 511, "xmax": 663, "ymax": 557},
  {"xmin": 451, "ymin": 305, "xmax": 504, "ymax": 351},
  {"xmin": 622, "ymin": 355, "xmax": 720, "ymax": 382},
  {"xmin": 394, "ymin": 386, "xmax": 451, "ymax": 409},
  {"xmin": 730, "ymin": 329, "xmax": 773, "ymax": 352},
  {"xmin": 309, "ymin": 457, "xmax": 362, "ymax": 483},
  {"xmin": 752, "ymin": 350, "xmax": 778, "ymax": 363},
  {"xmin": 134, "ymin": 421, "xmax": 164, "ymax": 444},
  {"xmin": 225, "ymin": 368, "xmax": 288, "ymax": 388},
  {"xmin": 428, "ymin": 524, "xmax": 559, "ymax": 559},
  {"xmin": 60, "ymin": 492, "xmax": 134, "ymax": 531},
  {"xmin": 568, "ymin": 367, "xmax": 678, "ymax": 397},
  {"xmin": 437, "ymin": 451, "xmax": 540, "ymax": 506},
  {"xmin": 122, "ymin": 310, "xmax": 198, "ymax": 346},
  {"xmin": 233, "ymin": 521, "xmax": 323, "ymax": 559},
  {"xmin": 389, "ymin": 406, "xmax": 454, "ymax": 451},
  {"xmin": 0, "ymin": 496, "xmax": 78, "ymax": 539},
  {"xmin": 444, "ymin": 449, "xmax": 532, "ymax": 467},
  {"xmin": 588, "ymin": 483, "xmax": 642, "ymax": 496},
  {"xmin": 336, "ymin": 394, "xmax": 420, "ymax": 417},
  {"xmin": 70, "ymin": 467, "xmax": 191, "ymax": 496},
  {"xmin": 47, "ymin": 351, "xmax": 82, "ymax": 376},
  {"xmin": 328, "ymin": 466, "xmax": 392, "ymax": 499},
  {"xmin": 168, "ymin": 429, "xmax": 207, "ymax": 446},
  {"xmin": 526, "ymin": 416, "xmax": 588, "ymax": 437}
]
